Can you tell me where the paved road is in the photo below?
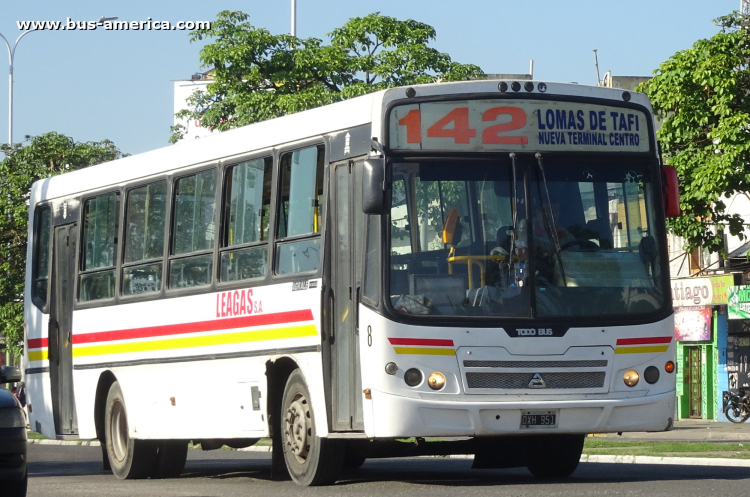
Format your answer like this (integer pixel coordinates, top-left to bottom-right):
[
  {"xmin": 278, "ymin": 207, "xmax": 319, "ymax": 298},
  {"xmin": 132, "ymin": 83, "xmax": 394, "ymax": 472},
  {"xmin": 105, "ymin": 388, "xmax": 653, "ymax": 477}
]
[{"xmin": 27, "ymin": 443, "xmax": 750, "ymax": 497}]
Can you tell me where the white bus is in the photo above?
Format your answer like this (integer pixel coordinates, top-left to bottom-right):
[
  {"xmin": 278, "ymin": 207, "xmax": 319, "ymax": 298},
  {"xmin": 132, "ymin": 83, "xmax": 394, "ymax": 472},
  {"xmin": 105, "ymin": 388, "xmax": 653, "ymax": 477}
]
[{"xmin": 24, "ymin": 80, "xmax": 679, "ymax": 485}]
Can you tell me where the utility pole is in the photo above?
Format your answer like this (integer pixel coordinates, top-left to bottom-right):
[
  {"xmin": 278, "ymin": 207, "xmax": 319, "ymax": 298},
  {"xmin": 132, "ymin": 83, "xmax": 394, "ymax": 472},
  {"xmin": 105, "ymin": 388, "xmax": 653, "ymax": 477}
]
[
  {"xmin": 742, "ymin": 0, "xmax": 750, "ymax": 16},
  {"xmin": 593, "ymin": 49, "xmax": 601, "ymax": 86},
  {"xmin": 291, "ymin": 0, "xmax": 297, "ymax": 36}
]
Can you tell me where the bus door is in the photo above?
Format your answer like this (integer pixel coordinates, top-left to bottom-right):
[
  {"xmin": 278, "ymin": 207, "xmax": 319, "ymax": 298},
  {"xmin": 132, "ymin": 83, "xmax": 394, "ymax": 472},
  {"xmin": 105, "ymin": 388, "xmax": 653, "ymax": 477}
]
[
  {"xmin": 328, "ymin": 159, "xmax": 365, "ymax": 431},
  {"xmin": 48, "ymin": 223, "xmax": 78, "ymax": 435}
]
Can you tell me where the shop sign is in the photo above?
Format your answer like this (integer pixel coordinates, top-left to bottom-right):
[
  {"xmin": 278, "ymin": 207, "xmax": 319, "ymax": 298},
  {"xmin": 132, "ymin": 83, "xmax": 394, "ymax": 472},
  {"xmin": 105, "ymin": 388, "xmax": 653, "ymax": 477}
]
[
  {"xmin": 674, "ymin": 306, "xmax": 712, "ymax": 342},
  {"xmin": 671, "ymin": 275, "xmax": 735, "ymax": 308},
  {"xmin": 728, "ymin": 285, "xmax": 750, "ymax": 320}
]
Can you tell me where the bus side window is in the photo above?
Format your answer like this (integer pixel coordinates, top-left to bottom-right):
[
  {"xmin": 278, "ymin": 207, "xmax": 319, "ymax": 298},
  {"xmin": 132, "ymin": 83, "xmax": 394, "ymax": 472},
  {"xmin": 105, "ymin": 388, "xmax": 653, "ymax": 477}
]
[
  {"xmin": 220, "ymin": 157, "xmax": 272, "ymax": 282},
  {"xmin": 169, "ymin": 169, "xmax": 217, "ymax": 289},
  {"xmin": 32, "ymin": 205, "xmax": 52, "ymax": 309},
  {"xmin": 80, "ymin": 192, "xmax": 120, "ymax": 302},
  {"xmin": 122, "ymin": 180, "xmax": 167, "ymax": 296},
  {"xmin": 275, "ymin": 146, "xmax": 324, "ymax": 275}
]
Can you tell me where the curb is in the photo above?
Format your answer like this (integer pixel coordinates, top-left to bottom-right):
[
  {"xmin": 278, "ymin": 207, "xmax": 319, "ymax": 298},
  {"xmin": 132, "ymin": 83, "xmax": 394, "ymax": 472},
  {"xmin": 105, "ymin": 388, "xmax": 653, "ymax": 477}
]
[
  {"xmin": 28, "ymin": 439, "xmax": 101, "ymax": 447},
  {"xmin": 580, "ymin": 454, "xmax": 750, "ymax": 467},
  {"xmin": 27, "ymin": 439, "xmax": 750, "ymax": 466}
]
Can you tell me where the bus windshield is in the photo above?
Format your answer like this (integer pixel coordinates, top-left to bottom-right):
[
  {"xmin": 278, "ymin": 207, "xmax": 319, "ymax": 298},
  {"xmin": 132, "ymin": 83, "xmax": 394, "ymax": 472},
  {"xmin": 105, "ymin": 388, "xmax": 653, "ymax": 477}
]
[{"xmin": 387, "ymin": 156, "xmax": 666, "ymax": 319}]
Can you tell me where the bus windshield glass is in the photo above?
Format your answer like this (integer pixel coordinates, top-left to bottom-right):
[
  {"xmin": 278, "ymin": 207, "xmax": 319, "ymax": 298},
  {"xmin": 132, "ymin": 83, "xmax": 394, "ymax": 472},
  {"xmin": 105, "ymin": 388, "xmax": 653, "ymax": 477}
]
[{"xmin": 387, "ymin": 157, "xmax": 666, "ymax": 319}]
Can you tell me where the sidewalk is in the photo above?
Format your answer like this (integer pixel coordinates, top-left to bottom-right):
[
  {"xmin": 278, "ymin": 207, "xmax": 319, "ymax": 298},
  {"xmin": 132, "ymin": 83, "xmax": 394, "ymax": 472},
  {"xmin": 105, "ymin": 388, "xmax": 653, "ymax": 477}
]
[{"xmin": 595, "ymin": 418, "xmax": 750, "ymax": 443}]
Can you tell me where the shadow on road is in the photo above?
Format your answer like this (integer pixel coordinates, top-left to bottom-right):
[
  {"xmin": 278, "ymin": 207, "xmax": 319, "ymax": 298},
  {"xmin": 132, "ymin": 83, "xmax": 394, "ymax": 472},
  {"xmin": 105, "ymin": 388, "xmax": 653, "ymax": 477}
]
[{"xmin": 27, "ymin": 443, "xmax": 750, "ymax": 487}]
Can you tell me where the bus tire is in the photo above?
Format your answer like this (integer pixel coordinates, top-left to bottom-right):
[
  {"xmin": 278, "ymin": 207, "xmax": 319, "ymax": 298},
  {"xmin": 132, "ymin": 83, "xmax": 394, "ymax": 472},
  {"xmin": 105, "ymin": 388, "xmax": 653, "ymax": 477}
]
[
  {"xmin": 1, "ymin": 469, "xmax": 27, "ymax": 497},
  {"xmin": 104, "ymin": 381, "xmax": 158, "ymax": 479},
  {"xmin": 526, "ymin": 434, "xmax": 584, "ymax": 478},
  {"xmin": 152, "ymin": 440, "xmax": 188, "ymax": 478},
  {"xmin": 280, "ymin": 369, "xmax": 344, "ymax": 486},
  {"xmin": 342, "ymin": 443, "xmax": 367, "ymax": 470}
]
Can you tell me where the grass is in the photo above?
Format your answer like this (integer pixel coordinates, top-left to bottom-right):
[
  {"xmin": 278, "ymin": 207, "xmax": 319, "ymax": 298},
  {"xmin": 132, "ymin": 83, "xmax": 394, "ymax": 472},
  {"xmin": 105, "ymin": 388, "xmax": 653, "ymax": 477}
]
[
  {"xmin": 583, "ymin": 439, "xmax": 750, "ymax": 459},
  {"xmin": 26, "ymin": 431, "xmax": 48, "ymax": 440}
]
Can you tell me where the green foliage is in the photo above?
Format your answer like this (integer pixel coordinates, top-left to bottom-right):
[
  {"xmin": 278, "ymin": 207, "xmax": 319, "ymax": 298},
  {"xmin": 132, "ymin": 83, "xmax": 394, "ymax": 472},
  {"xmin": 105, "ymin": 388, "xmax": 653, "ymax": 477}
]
[
  {"xmin": 170, "ymin": 11, "xmax": 483, "ymax": 142},
  {"xmin": 0, "ymin": 133, "xmax": 126, "ymax": 358},
  {"xmin": 639, "ymin": 12, "xmax": 750, "ymax": 253}
]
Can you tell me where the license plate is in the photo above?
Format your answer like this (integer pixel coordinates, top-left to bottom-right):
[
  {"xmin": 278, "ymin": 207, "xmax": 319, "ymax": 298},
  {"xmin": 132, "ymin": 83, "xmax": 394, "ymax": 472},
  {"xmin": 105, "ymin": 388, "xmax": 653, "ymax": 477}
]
[{"xmin": 520, "ymin": 410, "xmax": 558, "ymax": 429}]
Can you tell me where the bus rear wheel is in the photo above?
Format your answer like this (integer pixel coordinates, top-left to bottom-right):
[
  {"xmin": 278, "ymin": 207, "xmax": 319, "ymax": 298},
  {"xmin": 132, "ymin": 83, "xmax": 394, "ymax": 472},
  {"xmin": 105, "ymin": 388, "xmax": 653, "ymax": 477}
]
[
  {"xmin": 104, "ymin": 381, "xmax": 157, "ymax": 479},
  {"xmin": 526, "ymin": 434, "xmax": 584, "ymax": 478},
  {"xmin": 280, "ymin": 369, "xmax": 345, "ymax": 486},
  {"xmin": 152, "ymin": 440, "xmax": 188, "ymax": 478}
]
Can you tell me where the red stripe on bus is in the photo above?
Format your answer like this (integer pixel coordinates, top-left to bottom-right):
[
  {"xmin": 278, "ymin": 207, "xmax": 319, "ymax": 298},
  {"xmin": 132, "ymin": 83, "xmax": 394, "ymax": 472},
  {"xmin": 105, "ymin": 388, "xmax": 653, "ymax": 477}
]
[
  {"xmin": 28, "ymin": 338, "xmax": 48, "ymax": 349},
  {"xmin": 616, "ymin": 337, "xmax": 672, "ymax": 346},
  {"xmin": 388, "ymin": 338, "xmax": 454, "ymax": 347},
  {"xmin": 72, "ymin": 309, "xmax": 315, "ymax": 345}
]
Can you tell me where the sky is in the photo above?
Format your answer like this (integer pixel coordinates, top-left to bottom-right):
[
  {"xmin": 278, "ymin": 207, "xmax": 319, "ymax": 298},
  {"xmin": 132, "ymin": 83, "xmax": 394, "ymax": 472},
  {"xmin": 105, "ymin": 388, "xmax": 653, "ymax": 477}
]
[{"xmin": 0, "ymin": 1, "xmax": 742, "ymax": 156}]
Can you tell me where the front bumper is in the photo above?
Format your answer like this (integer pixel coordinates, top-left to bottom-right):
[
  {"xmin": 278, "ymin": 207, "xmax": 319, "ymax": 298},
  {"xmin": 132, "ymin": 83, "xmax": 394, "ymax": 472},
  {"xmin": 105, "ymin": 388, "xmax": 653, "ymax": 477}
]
[
  {"xmin": 369, "ymin": 390, "xmax": 675, "ymax": 438},
  {"xmin": 0, "ymin": 427, "xmax": 27, "ymax": 480}
]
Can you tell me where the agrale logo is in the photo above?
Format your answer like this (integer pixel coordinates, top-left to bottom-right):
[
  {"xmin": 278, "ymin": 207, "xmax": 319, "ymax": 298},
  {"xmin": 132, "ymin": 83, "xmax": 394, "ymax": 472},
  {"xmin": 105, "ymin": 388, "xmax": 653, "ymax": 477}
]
[{"xmin": 529, "ymin": 373, "xmax": 547, "ymax": 388}]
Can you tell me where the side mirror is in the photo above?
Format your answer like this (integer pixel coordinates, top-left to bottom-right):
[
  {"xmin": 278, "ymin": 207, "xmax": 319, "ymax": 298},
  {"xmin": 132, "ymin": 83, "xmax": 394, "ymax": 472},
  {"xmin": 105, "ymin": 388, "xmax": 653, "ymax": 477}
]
[
  {"xmin": 362, "ymin": 157, "xmax": 385, "ymax": 214},
  {"xmin": 663, "ymin": 165, "xmax": 680, "ymax": 218},
  {"xmin": 0, "ymin": 365, "xmax": 21, "ymax": 384}
]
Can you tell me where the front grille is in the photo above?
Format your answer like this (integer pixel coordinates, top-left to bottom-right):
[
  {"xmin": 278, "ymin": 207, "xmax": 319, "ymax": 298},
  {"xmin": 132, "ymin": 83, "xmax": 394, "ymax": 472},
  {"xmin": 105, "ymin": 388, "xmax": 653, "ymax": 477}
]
[
  {"xmin": 466, "ymin": 371, "xmax": 606, "ymax": 389},
  {"xmin": 463, "ymin": 360, "xmax": 608, "ymax": 368}
]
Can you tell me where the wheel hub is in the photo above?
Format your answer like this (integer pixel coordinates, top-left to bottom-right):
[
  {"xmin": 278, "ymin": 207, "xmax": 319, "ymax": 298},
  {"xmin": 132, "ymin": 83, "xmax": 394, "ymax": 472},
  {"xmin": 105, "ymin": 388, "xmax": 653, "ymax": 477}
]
[
  {"xmin": 284, "ymin": 394, "xmax": 310, "ymax": 463},
  {"xmin": 110, "ymin": 400, "xmax": 128, "ymax": 462}
]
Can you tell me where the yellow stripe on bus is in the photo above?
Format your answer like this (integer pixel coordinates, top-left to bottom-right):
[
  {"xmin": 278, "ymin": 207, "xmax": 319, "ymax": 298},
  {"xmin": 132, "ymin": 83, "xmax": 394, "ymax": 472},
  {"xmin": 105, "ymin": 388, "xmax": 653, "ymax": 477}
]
[
  {"xmin": 614, "ymin": 345, "xmax": 669, "ymax": 355},
  {"xmin": 393, "ymin": 347, "xmax": 456, "ymax": 356},
  {"xmin": 29, "ymin": 350, "xmax": 48, "ymax": 362},
  {"xmin": 72, "ymin": 324, "xmax": 318, "ymax": 358}
]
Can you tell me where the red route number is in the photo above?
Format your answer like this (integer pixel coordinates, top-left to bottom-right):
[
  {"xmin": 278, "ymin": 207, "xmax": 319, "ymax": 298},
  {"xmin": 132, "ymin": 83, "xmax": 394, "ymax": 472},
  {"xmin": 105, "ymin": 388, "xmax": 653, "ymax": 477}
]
[{"xmin": 397, "ymin": 106, "xmax": 528, "ymax": 145}]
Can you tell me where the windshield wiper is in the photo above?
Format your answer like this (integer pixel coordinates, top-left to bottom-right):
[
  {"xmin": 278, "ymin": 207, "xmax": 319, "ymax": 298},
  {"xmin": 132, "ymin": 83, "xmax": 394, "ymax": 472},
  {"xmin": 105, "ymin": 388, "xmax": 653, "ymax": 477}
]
[{"xmin": 535, "ymin": 153, "xmax": 567, "ymax": 286}]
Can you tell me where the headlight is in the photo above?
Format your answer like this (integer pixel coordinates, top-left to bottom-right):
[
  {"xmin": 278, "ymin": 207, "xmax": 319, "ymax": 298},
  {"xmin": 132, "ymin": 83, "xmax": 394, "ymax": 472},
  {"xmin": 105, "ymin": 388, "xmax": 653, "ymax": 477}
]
[
  {"xmin": 0, "ymin": 407, "xmax": 26, "ymax": 428},
  {"xmin": 623, "ymin": 370, "xmax": 640, "ymax": 387}
]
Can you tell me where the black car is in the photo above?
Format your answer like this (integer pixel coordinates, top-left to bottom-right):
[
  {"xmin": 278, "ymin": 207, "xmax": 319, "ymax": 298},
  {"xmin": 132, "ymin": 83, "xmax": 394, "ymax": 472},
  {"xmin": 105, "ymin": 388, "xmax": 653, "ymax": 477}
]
[{"xmin": 0, "ymin": 366, "xmax": 27, "ymax": 497}]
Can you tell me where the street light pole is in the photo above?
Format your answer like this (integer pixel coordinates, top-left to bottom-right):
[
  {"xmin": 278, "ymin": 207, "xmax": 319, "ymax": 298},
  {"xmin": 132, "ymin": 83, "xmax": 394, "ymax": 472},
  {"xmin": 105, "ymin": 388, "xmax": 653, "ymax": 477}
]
[
  {"xmin": 0, "ymin": 29, "xmax": 38, "ymax": 146},
  {"xmin": 0, "ymin": 15, "xmax": 117, "ymax": 147}
]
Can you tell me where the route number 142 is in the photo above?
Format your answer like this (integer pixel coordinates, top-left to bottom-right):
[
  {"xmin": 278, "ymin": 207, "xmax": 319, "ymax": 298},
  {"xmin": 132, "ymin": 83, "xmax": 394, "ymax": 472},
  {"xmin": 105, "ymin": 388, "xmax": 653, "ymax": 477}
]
[{"xmin": 397, "ymin": 106, "xmax": 529, "ymax": 145}]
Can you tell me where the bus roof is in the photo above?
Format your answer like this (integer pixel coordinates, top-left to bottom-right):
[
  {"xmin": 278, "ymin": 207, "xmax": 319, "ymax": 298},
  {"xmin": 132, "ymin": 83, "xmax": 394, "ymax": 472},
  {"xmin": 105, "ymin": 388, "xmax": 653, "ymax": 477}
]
[{"xmin": 30, "ymin": 80, "xmax": 652, "ymax": 205}]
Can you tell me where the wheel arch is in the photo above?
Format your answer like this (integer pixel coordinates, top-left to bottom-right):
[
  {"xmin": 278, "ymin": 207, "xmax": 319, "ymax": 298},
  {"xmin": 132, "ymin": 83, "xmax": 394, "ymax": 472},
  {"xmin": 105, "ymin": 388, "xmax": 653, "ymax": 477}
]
[
  {"xmin": 265, "ymin": 356, "xmax": 299, "ymax": 432},
  {"xmin": 94, "ymin": 370, "xmax": 117, "ymax": 443}
]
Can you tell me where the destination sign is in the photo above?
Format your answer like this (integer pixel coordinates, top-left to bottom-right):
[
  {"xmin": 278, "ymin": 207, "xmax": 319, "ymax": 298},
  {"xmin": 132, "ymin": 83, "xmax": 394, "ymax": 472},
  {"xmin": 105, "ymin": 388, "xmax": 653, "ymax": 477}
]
[{"xmin": 388, "ymin": 99, "xmax": 650, "ymax": 153}]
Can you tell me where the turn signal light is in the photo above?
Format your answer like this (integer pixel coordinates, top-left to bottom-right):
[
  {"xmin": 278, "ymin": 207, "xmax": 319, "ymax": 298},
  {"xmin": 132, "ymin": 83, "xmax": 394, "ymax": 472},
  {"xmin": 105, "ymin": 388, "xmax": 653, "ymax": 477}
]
[
  {"xmin": 665, "ymin": 361, "xmax": 675, "ymax": 374},
  {"xmin": 623, "ymin": 369, "xmax": 640, "ymax": 387},
  {"xmin": 427, "ymin": 372, "xmax": 446, "ymax": 390}
]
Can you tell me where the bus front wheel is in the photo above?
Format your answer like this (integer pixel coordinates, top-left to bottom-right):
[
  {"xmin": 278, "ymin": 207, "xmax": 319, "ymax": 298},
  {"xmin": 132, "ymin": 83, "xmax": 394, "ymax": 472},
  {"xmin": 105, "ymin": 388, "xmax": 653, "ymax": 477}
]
[
  {"xmin": 104, "ymin": 381, "xmax": 158, "ymax": 479},
  {"xmin": 280, "ymin": 369, "xmax": 345, "ymax": 486},
  {"xmin": 152, "ymin": 440, "xmax": 188, "ymax": 478},
  {"xmin": 526, "ymin": 434, "xmax": 584, "ymax": 478}
]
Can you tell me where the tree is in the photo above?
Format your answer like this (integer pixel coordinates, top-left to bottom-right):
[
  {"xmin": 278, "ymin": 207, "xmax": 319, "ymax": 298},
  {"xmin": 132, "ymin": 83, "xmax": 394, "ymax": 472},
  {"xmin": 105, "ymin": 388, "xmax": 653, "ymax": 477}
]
[
  {"xmin": 0, "ymin": 133, "xmax": 126, "ymax": 359},
  {"xmin": 170, "ymin": 11, "xmax": 483, "ymax": 142},
  {"xmin": 639, "ymin": 12, "xmax": 750, "ymax": 253}
]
